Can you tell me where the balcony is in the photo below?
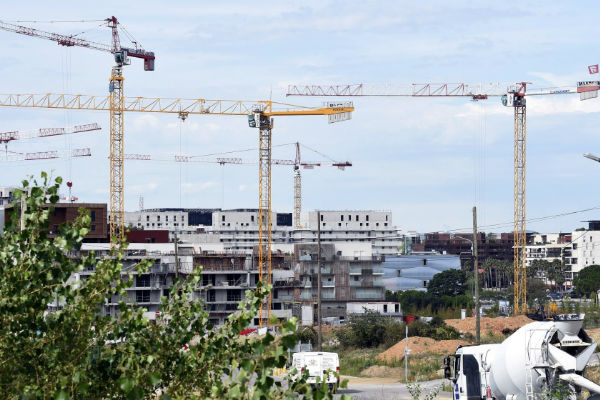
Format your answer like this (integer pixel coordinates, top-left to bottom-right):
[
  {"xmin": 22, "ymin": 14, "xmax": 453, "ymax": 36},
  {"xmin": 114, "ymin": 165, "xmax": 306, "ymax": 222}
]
[
  {"xmin": 299, "ymin": 290, "xmax": 314, "ymax": 300},
  {"xmin": 322, "ymin": 278, "xmax": 335, "ymax": 288},
  {"xmin": 349, "ymin": 280, "xmax": 362, "ymax": 287},
  {"xmin": 372, "ymin": 268, "xmax": 384, "ymax": 275},
  {"xmin": 349, "ymin": 267, "xmax": 362, "ymax": 275}
]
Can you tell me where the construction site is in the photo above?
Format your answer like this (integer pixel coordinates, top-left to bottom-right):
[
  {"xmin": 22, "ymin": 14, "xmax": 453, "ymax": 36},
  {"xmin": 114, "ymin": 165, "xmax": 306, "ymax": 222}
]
[{"xmin": 2, "ymin": 3, "xmax": 600, "ymax": 399}]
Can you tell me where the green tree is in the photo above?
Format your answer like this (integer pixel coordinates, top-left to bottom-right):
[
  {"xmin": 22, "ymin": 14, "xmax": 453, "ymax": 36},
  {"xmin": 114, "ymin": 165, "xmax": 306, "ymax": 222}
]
[
  {"xmin": 0, "ymin": 174, "xmax": 345, "ymax": 399},
  {"xmin": 574, "ymin": 264, "xmax": 600, "ymax": 297},
  {"xmin": 427, "ymin": 269, "xmax": 467, "ymax": 297}
]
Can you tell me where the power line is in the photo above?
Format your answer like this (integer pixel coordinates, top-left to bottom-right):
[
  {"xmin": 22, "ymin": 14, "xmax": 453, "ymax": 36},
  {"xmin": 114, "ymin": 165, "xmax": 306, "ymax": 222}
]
[{"xmin": 439, "ymin": 205, "xmax": 600, "ymax": 233}]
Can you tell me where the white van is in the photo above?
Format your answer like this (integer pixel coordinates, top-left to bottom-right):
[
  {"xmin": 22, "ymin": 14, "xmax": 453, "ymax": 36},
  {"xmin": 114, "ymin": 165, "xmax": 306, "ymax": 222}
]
[{"xmin": 291, "ymin": 352, "xmax": 340, "ymax": 391}]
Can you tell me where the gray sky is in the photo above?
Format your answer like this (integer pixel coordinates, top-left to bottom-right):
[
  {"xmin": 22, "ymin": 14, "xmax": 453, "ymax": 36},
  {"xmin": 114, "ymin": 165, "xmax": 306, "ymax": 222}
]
[{"xmin": 1, "ymin": 1, "xmax": 600, "ymax": 234}]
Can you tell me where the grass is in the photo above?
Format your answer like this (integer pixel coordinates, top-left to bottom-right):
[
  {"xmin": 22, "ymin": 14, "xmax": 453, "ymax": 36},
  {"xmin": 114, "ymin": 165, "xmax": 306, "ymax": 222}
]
[{"xmin": 329, "ymin": 345, "xmax": 447, "ymax": 381}]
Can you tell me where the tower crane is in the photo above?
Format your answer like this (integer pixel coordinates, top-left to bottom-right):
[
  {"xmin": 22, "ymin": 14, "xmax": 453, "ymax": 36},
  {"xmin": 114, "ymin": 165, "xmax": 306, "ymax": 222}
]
[
  {"xmin": 287, "ymin": 81, "xmax": 576, "ymax": 314},
  {"xmin": 0, "ymin": 93, "xmax": 353, "ymax": 326},
  {"xmin": 0, "ymin": 123, "xmax": 100, "ymax": 144},
  {"xmin": 0, "ymin": 147, "xmax": 91, "ymax": 162},
  {"xmin": 123, "ymin": 142, "xmax": 352, "ymax": 228},
  {"xmin": 273, "ymin": 142, "xmax": 352, "ymax": 228},
  {"xmin": 0, "ymin": 17, "xmax": 155, "ymax": 242}
]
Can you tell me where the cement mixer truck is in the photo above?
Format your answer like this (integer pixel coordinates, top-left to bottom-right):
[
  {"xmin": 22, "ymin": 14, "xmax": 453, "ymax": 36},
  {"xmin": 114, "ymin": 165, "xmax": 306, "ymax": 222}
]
[{"xmin": 443, "ymin": 314, "xmax": 600, "ymax": 400}]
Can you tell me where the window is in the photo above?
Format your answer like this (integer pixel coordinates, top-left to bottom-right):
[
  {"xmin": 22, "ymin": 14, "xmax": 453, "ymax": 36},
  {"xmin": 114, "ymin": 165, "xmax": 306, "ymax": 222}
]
[
  {"xmin": 166, "ymin": 215, "xmax": 169, "ymax": 221},
  {"xmin": 91, "ymin": 225, "xmax": 96, "ymax": 231},
  {"xmin": 383, "ymin": 304, "xmax": 388, "ymax": 313},
  {"xmin": 386, "ymin": 215, "xmax": 388, "ymax": 221},
  {"xmin": 163, "ymin": 288, "xmax": 169, "ymax": 298},
  {"xmin": 573, "ymin": 243, "xmax": 578, "ymax": 249},
  {"xmin": 376, "ymin": 223, "xmax": 379, "ymax": 227},
  {"xmin": 338, "ymin": 223, "xmax": 341, "ymax": 227},
  {"xmin": 174, "ymin": 215, "xmax": 177, "ymax": 221},
  {"xmin": 157, "ymin": 216, "xmax": 160, "ymax": 222},
  {"xmin": 360, "ymin": 223, "xmax": 363, "ymax": 227},
  {"xmin": 91, "ymin": 211, "xmax": 96, "ymax": 222},
  {"xmin": 146, "ymin": 215, "xmax": 149, "ymax": 222},
  {"xmin": 146, "ymin": 223, "xmax": 149, "ymax": 227},
  {"xmin": 320, "ymin": 214, "xmax": 324, "ymax": 221},
  {"xmin": 366, "ymin": 215, "xmax": 369, "ymax": 222},
  {"xmin": 251, "ymin": 215, "xmax": 255, "ymax": 222},
  {"xmin": 137, "ymin": 275, "xmax": 151, "ymax": 287},
  {"xmin": 136, "ymin": 290, "xmax": 150, "ymax": 303},
  {"xmin": 384, "ymin": 223, "xmax": 388, "ymax": 227},
  {"xmin": 341, "ymin": 215, "xmax": 344, "ymax": 221},
  {"xmin": 222, "ymin": 215, "xmax": 225, "ymax": 222},
  {"xmin": 355, "ymin": 215, "xmax": 359, "ymax": 221},
  {"xmin": 323, "ymin": 223, "xmax": 326, "ymax": 227}
]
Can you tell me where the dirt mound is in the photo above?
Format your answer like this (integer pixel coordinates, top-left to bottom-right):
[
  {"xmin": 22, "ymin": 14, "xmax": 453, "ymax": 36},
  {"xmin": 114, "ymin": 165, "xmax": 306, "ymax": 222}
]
[
  {"xmin": 586, "ymin": 328, "xmax": 600, "ymax": 345},
  {"xmin": 360, "ymin": 365, "xmax": 403, "ymax": 378},
  {"xmin": 444, "ymin": 315, "xmax": 532, "ymax": 336},
  {"xmin": 376, "ymin": 337, "xmax": 469, "ymax": 362}
]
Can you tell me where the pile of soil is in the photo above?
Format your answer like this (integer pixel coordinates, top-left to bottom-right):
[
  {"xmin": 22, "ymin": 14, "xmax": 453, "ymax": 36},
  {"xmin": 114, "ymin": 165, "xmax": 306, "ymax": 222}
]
[
  {"xmin": 376, "ymin": 337, "xmax": 469, "ymax": 362},
  {"xmin": 444, "ymin": 315, "xmax": 532, "ymax": 335},
  {"xmin": 586, "ymin": 328, "xmax": 600, "ymax": 345},
  {"xmin": 360, "ymin": 365, "xmax": 403, "ymax": 378}
]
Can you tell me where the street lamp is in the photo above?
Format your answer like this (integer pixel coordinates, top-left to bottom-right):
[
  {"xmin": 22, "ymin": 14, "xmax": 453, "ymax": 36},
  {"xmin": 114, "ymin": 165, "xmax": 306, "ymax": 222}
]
[{"xmin": 584, "ymin": 153, "xmax": 600, "ymax": 163}]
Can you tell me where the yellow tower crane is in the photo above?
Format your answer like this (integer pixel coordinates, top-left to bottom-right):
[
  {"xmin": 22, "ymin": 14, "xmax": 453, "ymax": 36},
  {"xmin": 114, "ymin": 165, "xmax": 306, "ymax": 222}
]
[
  {"xmin": 287, "ymin": 82, "xmax": 575, "ymax": 314},
  {"xmin": 0, "ymin": 93, "xmax": 354, "ymax": 326},
  {"xmin": 0, "ymin": 17, "xmax": 155, "ymax": 243}
]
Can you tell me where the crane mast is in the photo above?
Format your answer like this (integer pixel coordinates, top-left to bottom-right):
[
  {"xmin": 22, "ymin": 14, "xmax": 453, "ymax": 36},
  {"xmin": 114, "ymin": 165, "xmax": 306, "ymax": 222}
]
[
  {"xmin": 503, "ymin": 83, "xmax": 528, "ymax": 314},
  {"xmin": 294, "ymin": 142, "xmax": 302, "ymax": 229}
]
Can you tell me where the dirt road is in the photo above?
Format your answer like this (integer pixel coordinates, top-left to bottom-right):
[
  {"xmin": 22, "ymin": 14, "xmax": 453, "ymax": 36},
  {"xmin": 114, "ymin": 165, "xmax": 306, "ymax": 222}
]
[{"xmin": 336, "ymin": 377, "xmax": 453, "ymax": 399}]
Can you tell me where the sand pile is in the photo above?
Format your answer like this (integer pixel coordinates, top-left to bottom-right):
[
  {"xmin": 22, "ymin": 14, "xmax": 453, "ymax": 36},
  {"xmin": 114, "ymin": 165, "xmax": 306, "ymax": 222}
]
[
  {"xmin": 444, "ymin": 315, "xmax": 532, "ymax": 335},
  {"xmin": 360, "ymin": 365, "xmax": 403, "ymax": 378},
  {"xmin": 376, "ymin": 337, "xmax": 469, "ymax": 362}
]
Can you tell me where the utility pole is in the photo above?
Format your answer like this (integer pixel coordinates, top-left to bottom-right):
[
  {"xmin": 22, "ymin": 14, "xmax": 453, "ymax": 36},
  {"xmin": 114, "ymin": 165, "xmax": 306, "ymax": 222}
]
[
  {"xmin": 473, "ymin": 206, "xmax": 480, "ymax": 345},
  {"xmin": 317, "ymin": 210, "xmax": 322, "ymax": 351},
  {"xmin": 405, "ymin": 323, "xmax": 409, "ymax": 382}
]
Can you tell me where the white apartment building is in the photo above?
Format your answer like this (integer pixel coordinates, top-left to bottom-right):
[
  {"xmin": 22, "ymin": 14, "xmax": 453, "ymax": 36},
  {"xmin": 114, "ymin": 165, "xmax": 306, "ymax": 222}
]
[
  {"xmin": 124, "ymin": 209, "xmax": 191, "ymax": 232},
  {"xmin": 569, "ymin": 221, "xmax": 600, "ymax": 279},
  {"xmin": 126, "ymin": 208, "xmax": 402, "ymax": 256},
  {"xmin": 525, "ymin": 233, "xmax": 572, "ymax": 267},
  {"xmin": 0, "ymin": 186, "xmax": 17, "ymax": 207}
]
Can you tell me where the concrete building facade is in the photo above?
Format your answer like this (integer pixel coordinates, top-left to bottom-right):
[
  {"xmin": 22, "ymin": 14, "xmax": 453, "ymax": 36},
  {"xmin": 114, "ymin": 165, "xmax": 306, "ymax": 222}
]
[
  {"xmin": 0, "ymin": 186, "xmax": 17, "ymax": 207},
  {"xmin": 127, "ymin": 208, "xmax": 402, "ymax": 256},
  {"xmin": 294, "ymin": 243, "xmax": 385, "ymax": 325}
]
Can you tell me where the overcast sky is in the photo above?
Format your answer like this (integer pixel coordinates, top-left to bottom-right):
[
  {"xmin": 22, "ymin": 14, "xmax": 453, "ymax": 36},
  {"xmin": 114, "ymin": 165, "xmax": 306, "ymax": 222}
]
[{"xmin": 1, "ymin": 1, "xmax": 600, "ymax": 234}]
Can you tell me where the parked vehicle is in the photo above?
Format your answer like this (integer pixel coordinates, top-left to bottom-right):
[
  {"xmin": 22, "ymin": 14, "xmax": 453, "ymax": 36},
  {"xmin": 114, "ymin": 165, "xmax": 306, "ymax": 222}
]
[{"xmin": 291, "ymin": 351, "xmax": 340, "ymax": 391}]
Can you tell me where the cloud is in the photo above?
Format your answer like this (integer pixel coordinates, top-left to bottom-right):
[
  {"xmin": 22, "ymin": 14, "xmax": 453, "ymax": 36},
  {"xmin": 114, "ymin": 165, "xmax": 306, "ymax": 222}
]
[
  {"xmin": 181, "ymin": 181, "xmax": 218, "ymax": 193},
  {"xmin": 239, "ymin": 184, "xmax": 247, "ymax": 192},
  {"xmin": 130, "ymin": 182, "xmax": 158, "ymax": 192}
]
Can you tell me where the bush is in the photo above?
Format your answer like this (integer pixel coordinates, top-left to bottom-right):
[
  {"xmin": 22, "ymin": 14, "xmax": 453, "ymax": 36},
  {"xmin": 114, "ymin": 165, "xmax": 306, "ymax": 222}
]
[
  {"xmin": 407, "ymin": 320, "xmax": 459, "ymax": 340},
  {"xmin": 297, "ymin": 326, "xmax": 318, "ymax": 345},
  {"xmin": 383, "ymin": 321, "xmax": 406, "ymax": 348},
  {"xmin": 335, "ymin": 311, "xmax": 407, "ymax": 349},
  {"xmin": 0, "ymin": 174, "xmax": 335, "ymax": 399}
]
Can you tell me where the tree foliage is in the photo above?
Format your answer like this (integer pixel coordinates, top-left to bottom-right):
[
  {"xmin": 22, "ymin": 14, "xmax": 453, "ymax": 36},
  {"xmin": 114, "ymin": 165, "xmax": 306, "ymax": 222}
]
[
  {"xmin": 574, "ymin": 264, "xmax": 600, "ymax": 297},
  {"xmin": 395, "ymin": 290, "xmax": 472, "ymax": 316},
  {"xmin": 0, "ymin": 174, "xmax": 345, "ymax": 399},
  {"xmin": 427, "ymin": 269, "xmax": 467, "ymax": 297}
]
